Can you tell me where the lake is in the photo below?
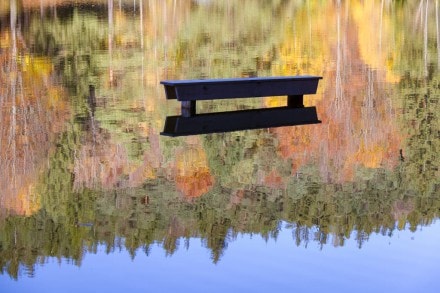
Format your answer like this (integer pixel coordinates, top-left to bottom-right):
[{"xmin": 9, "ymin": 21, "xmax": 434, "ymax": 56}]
[{"xmin": 0, "ymin": 1, "xmax": 439, "ymax": 292}]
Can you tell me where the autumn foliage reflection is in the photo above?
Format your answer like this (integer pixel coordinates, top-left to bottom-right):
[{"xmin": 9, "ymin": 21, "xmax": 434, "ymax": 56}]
[
  {"xmin": 0, "ymin": 26, "xmax": 69, "ymax": 216},
  {"xmin": 174, "ymin": 139, "xmax": 214, "ymax": 198},
  {"xmin": 272, "ymin": 1, "xmax": 401, "ymax": 183}
]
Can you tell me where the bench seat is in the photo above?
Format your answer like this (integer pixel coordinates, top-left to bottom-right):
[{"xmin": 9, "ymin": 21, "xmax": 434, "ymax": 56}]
[{"xmin": 161, "ymin": 76, "xmax": 322, "ymax": 101}]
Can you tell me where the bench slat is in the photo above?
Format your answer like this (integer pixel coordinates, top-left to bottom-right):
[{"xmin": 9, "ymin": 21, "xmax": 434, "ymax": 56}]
[{"xmin": 161, "ymin": 76, "xmax": 322, "ymax": 101}]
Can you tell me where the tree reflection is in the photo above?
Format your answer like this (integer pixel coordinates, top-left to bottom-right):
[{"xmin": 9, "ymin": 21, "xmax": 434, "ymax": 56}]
[
  {"xmin": 0, "ymin": 0, "xmax": 439, "ymax": 279},
  {"xmin": 0, "ymin": 0, "xmax": 69, "ymax": 217}
]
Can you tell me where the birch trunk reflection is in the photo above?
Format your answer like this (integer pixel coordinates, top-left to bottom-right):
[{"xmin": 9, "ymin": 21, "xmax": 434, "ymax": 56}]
[
  {"xmin": 437, "ymin": 0, "xmax": 440, "ymax": 68},
  {"xmin": 0, "ymin": 0, "xmax": 69, "ymax": 216}
]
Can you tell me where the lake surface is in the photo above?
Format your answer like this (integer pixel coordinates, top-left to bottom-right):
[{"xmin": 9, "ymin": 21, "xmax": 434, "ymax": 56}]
[{"xmin": 0, "ymin": 1, "xmax": 439, "ymax": 292}]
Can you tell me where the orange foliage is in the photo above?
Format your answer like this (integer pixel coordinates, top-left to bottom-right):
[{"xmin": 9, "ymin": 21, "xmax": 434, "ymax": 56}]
[
  {"xmin": 0, "ymin": 32, "xmax": 69, "ymax": 216},
  {"xmin": 271, "ymin": 3, "xmax": 401, "ymax": 183},
  {"xmin": 2, "ymin": 183, "xmax": 40, "ymax": 216},
  {"xmin": 273, "ymin": 125, "xmax": 319, "ymax": 175},
  {"xmin": 174, "ymin": 142, "xmax": 214, "ymax": 198},
  {"xmin": 351, "ymin": 1, "xmax": 401, "ymax": 83},
  {"xmin": 261, "ymin": 169, "xmax": 285, "ymax": 189}
]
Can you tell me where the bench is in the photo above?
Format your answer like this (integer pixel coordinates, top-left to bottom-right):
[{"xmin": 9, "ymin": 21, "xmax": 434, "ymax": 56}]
[{"xmin": 160, "ymin": 76, "xmax": 322, "ymax": 136}]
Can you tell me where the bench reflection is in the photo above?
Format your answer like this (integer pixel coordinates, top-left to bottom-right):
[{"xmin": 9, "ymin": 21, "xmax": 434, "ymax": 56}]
[{"xmin": 161, "ymin": 106, "xmax": 321, "ymax": 136}]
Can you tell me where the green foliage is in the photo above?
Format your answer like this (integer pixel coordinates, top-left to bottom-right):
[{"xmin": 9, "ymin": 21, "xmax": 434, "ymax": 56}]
[
  {"xmin": 27, "ymin": 9, "xmax": 107, "ymax": 98},
  {"xmin": 173, "ymin": 0, "xmax": 290, "ymax": 79}
]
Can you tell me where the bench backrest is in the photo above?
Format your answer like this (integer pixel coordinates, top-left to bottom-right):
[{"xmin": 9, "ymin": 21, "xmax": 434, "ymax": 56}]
[{"xmin": 161, "ymin": 76, "xmax": 322, "ymax": 101}]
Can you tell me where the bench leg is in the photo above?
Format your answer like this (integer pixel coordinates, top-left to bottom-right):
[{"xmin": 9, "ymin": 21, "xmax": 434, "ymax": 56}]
[
  {"xmin": 181, "ymin": 101, "xmax": 196, "ymax": 117},
  {"xmin": 287, "ymin": 95, "xmax": 304, "ymax": 108}
]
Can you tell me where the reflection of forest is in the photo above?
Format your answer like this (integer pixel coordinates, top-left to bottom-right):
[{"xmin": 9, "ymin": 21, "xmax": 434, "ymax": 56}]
[
  {"xmin": 0, "ymin": 0, "xmax": 69, "ymax": 217},
  {"xmin": 0, "ymin": 0, "xmax": 439, "ymax": 279}
]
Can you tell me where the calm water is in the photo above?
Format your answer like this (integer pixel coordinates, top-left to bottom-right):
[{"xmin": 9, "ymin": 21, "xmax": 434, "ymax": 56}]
[{"xmin": 0, "ymin": 0, "xmax": 439, "ymax": 292}]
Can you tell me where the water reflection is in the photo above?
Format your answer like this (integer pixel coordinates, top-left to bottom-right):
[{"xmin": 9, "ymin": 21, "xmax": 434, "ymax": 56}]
[
  {"xmin": 0, "ymin": 1, "xmax": 69, "ymax": 217},
  {"xmin": 0, "ymin": 0, "xmax": 439, "ymax": 283},
  {"xmin": 161, "ymin": 106, "xmax": 321, "ymax": 136}
]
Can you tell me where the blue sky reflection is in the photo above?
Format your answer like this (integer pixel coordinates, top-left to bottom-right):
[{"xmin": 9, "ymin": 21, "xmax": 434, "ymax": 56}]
[{"xmin": 1, "ymin": 221, "xmax": 439, "ymax": 293}]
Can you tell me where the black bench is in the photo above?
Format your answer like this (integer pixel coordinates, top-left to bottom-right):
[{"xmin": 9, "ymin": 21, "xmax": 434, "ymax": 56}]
[{"xmin": 160, "ymin": 76, "xmax": 322, "ymax": 136}]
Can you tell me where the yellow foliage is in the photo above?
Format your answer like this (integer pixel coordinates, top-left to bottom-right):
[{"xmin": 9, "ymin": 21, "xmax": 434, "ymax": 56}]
[
  {"xmin": 354, "ymin": 144, "xmax": 384, "ymax": 169},
  {"xmin": 351, "ymin": 1, "xmax": 400, "ymax": 83},
  {"xmin": 3, "ymin": 182, "xmax": 41, "ymax": 216},
  {"xmin": 176, "ymin": 147, "xmax": 210, "ymax": 176},
  {"xmin": 22, "ymin": 55, "xmax": 53, "ymax": 76},
  {"xmin": 0, "ymin": 1, "xmax": 9, "ymax": 15},
  {"xmin": 263, "ymin": 96, "xmax": 286, "ymax": 108},
  {"xmin": 143, "ymin": 167, "xmax": 156, "ymax": 180},
  {"xmin": 0, "ymin": 31, "xmax": 10, "ymax": 48},
  {"xmin": 272, "ymin": 1, "xmax": 334, "ymax": 106},
  {"xmin": 17, "ymin": 184, "xmax": 41, "ymax": 216}
]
